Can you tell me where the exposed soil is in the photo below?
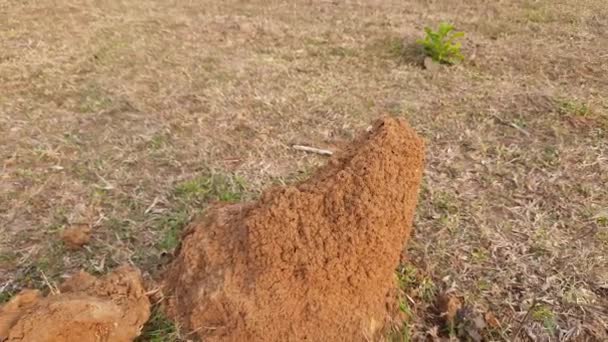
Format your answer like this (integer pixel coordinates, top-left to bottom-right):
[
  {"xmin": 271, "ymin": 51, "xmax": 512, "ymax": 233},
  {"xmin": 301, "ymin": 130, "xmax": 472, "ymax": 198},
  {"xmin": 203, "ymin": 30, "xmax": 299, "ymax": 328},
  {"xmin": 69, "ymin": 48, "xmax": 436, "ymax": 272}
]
[
  {"xmin": 0, "ymin": 266, "xmax": 150, "ymax": 342},
  {"xmin": 164, "ymin": 117, "xmax": 425, "ymax": 341},
  {"xmin": 60, "ymin": 224, "xmax": 92, "ymax": 250}
]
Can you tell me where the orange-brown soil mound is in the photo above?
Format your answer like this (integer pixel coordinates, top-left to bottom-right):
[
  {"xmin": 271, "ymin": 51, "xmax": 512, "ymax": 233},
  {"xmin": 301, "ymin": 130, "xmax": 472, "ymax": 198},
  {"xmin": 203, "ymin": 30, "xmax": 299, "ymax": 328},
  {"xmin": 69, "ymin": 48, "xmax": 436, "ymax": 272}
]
[
  {"xmin": 164, "ymin": 117, "xmax": 425, "ymax": 341},
  {"xmin": 0, "ymin": 266, "xmax": 150, "ymax": 342}
]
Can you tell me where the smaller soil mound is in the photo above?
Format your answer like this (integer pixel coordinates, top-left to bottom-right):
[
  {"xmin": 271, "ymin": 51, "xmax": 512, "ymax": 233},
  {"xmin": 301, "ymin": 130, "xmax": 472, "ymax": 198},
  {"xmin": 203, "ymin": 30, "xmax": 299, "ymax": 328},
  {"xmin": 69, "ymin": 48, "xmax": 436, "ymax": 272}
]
[
  {"xmin": 164, "ymin": 117, "xmax": 425, "ymax": 341},
  {"xmin": 0, "ymin": 266, "xmax": 150, "ymax": 342},
  {"xmin": 61, "ymin": 224, "xmax": 91, "ymax": 250}
]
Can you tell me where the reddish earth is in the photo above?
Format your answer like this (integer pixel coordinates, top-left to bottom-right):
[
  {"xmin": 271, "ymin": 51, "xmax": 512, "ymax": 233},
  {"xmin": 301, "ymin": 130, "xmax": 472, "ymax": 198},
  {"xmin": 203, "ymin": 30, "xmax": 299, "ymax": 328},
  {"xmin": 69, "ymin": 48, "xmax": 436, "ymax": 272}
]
[
  {"xmin": 0, "ymin": 266, "xmax": 150, "ymax": 342},
  {"xmin": 61, "ymin": 224, "xmax": 92, "ymax": 250},
  {"xmin": 164, "ymin": 117, "xmax": 425, "ymax": 341}
]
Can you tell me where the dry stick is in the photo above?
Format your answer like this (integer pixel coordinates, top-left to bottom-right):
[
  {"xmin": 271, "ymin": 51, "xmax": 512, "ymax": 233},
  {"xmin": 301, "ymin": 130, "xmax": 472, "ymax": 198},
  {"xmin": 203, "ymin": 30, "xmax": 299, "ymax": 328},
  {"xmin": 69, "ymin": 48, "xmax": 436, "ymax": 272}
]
[
  {"xmin": 94, "ymin": 172, "xmax": 115, "ymax": 190},
  {"xmin": 292, "ymin": 145, "xmax": 333, "ymax": 156},
  {"xmin": 514, "ymin": 297, "xmax": 538, "ymax": 338},
  {"xmin": 490, "ymin": 113, "xmax": 531, "ymax": 137},
  {"xmin": 144, "ymin": 196, "xmax": 160, "ymax": 214},
  {"xmin": 0, "ymin": 281, "xmax": 11, "ymax": 294},
  {"xmin": 40, "ymin": 270, "xmax": 59, "ymax": 295}
]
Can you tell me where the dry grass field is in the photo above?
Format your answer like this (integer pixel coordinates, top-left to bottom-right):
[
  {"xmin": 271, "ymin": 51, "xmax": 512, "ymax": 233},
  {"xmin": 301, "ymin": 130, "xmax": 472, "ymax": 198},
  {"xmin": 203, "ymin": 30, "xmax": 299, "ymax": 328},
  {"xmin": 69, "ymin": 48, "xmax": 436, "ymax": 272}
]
[{"xmin": 1, "ymin": 0, "xmax": 607, "ymax": 340}]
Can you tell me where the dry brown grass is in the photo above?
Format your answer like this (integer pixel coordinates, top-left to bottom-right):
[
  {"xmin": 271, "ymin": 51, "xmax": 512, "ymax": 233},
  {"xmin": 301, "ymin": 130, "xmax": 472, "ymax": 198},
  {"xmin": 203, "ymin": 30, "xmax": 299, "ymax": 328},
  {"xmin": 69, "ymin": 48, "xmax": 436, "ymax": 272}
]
[{"xmin": 1, "ymin": 0, "xmax": 607, "ymax": 340}]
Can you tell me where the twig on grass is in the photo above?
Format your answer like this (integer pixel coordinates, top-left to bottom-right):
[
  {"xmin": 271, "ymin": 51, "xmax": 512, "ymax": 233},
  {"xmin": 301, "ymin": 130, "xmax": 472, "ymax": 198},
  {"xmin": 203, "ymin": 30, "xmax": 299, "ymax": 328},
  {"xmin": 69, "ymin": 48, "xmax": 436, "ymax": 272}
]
[
  {"xmin": 292, "ymin": 145, "xmax": 333, "ymax": 156},
  {"xmin": 490, "ymin": 112, "xmax": 531, "ymax": 137},
  {"xmin": 40, "ymin": 270, "xmax": 59, "ymax": 295}
]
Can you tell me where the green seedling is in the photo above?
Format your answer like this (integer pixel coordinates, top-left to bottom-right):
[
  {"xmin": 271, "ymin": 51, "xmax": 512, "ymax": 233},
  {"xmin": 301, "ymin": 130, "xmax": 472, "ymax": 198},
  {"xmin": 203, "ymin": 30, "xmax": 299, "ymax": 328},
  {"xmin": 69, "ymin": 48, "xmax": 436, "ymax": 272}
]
[{"xmin": 417, "ymin": 22, "xmax": 464, "ymax": 64}]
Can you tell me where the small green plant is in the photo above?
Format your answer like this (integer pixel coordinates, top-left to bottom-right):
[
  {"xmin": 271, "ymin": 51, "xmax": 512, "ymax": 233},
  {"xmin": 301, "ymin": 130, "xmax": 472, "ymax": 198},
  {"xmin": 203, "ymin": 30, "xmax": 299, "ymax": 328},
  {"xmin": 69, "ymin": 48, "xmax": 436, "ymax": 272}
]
[
  {"xmin": 396, "ymin": 264, "xmax": 437, "ymax": 302},
  {"xmin": 597, "ymin": 230, "xmax": 608, "ymax": 245},
  {"xmin": 417, "ymin": 22, "xmax": 464, "ymax": 64},
  {"xmin": 419, "ymin": 277, "xmax": 437, "ymax": 302},
  {"xmin": 389, "ymin": 320, "xmax": 411, "ymax": 342},
  {"xmin": 174, "ymin": 173, "xmax": 246, "ymax": 205},
  {"xmin": 388, "ymin": 296, "xmax": 412, "ymax": 342},
  {"xmin": 0, "ymin": 291, "xmax": 14, "ymax": 304},
  {"xmin": 156, "ymin": 210, "xmax": 190, "ymax": 251},
  {"xmin": 531, "ymin": 305, "xmax": 557, "ymax": 334},
  {"xmin": 471, "ymin": 248, "xmax": 489, "ymax": 263},
  {"xmin": 153, "ymin": 172, "xmax": 248, "ymax": 253},
  {"xmin": 596, "ymin": 213, "xmax": 608, "ymax": 227},
  {"xmin": 397, "ymin": 264, "xmax": 418, "ymax": 290},
  {"xmin": 137, "ymin": 308, "xmax": 180, "ymax": 342}
]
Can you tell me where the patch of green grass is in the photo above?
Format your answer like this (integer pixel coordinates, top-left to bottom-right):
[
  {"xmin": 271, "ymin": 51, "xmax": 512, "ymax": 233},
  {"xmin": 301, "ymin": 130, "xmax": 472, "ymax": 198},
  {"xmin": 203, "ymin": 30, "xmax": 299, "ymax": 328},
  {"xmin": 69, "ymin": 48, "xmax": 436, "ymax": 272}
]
[
  {"xmin": 153, "ymin": 172, "xmax": 248, "ymax": 253},
  {"xmin": 438, "ymin": 214, "xmax": 460, "ymax": 233},
  {"xmin": 385, "ymin": 37, "xmax": 407, "ymax": 58},
  {"xmin": 328, "ymin": 46, "xmax": 357, "ymax": 58},
  {"xmin": 389, "ymin": 319, "xmax": 411, "ymax": 342},
  {"xmin": 559, "ymin": 100, "xmax": 591, "ymax": 117},
  {"xmin": 399, "ymin": 297, "xmax": 412, "ymax": 317},
  {"xmin": 149, "ymin": 133, "xmax": 168, "ymax": 151},
  {"xmin": 419, "ymin": 278, "xmax": 437, "ymax": 302},
  {"xmin": 530, "ymin": 227, "xmax": 552, "ymax": 258},
  {"xmin": 471, "ymin": 248, "xmax": 488, "ymax": 264},
  {"xmin": 557, "ymin": 99, "xmax": 608, "ymax": 131},
  {"xmin": 106, "ymin": 217, "xmax": 134, "ymax": 241},
  {"xmin": 0, "ymin": 251, "xmax": 18, "ymax": 267},
  {"xmin": 597, "ymin": 230, "xmax": 608, "ymax": 245},
  {"xmin": 383, "ymin": 37, "xmax": 411, "ymax": 58},
  {"xmin": 367, "ymin": 36, "xmax": 410, "ymax": 61},
  {"xmin": 14, "ymin": 168, "xmax": 36, "ymax": 180},
  {"xmin": 34, "ymin": 255, "xmax": 65, "ymax": 279},
  {"xmin": 477, "ymin": 279, "xmax": 490, "ymax": 292},
  {"xmin": 35, "ymin": 238, "xmax": 67, "ymax": 275},
  {"xmin": 156, "ymin": 210, "xmax": 189, "ymax": 251},
  {"xmin": 390, "ymin": 266, "xmax": 419, "ymax": 341},
  {"xmin": 137, "ymin": 308, "xmax": 180, "ymax": 342},
  {"xmin": 396, "ymin": 264, "xmax": 437, "ymax": 302},
  {"xmin": 0, "ymin": 293, "xmax": 12, "ymax": 304},
  {"xmin": 563, "ymin": 286, "xmax": 597, "ymax": 305},
  {"xmin": 533, "ymin": 226, "xmax": 550, "ymax": 241},
  {"xmin": 531, "ymin": 305, "xmax": 557, "ymax": 335},
  {"xmin": 174, "ymin": 172, "xmax": 246, "ymax": 205},
  {"xmin": 11, "ymin": 248, "xmax": 66, "ymax": 292},
  {"xmin": 416, "ymin": 22, "xmax": 464, "ymax": 64},
  {"xmin": 397, "ymin": 264, "xmax": 418, "ymax": 290},
  {"xmin": 542, "ymin": 146, "xmax": 560, "ymax": 166},
  {"xmin": 530, "ymin": 243, "xmax": 550, "ymax": 258},
  {"xmin": 433, "ymin": 191, "xmax": 459, "ymax": 215},
  {"xmin": 271, "ymin": 166, "xmax": 316, "ymax": 186}
]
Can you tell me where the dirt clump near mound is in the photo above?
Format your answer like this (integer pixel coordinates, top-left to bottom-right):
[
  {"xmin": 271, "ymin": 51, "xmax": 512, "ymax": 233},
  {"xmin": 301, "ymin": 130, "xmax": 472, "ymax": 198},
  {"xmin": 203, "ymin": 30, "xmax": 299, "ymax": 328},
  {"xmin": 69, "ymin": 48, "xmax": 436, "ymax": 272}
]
[
  {"xmin": 61, "ymin": 224, "xmax": 92, "ymax": 250},
  {"xmin": 164, "ymin": 117, "xmax": 425, "ymax": 341},
  {"xmin": 0, "ymin": 266, "xmax": 150, "ymax": 342}
]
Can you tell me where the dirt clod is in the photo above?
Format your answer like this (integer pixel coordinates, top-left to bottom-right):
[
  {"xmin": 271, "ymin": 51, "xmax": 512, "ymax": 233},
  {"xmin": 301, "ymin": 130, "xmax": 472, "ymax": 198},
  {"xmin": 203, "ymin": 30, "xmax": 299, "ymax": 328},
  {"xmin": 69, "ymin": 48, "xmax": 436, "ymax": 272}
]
[
  {"xmin": 437, "ymin": 292, "xmax": 462, "ymax": 327},
  {"xmin": 61, "ymin": 224, "xmax": 91, "ymax": 250},
  {"xmin": 484, "ymin": 311, "xmax": 501, "ymax": 329},
  {"xmin": 0, "ymin": 266, "xmax": 150, "ymax": 342},
  {"xmin": 164, "ymin": 117, "xmax": 425, "ymax": 341}
]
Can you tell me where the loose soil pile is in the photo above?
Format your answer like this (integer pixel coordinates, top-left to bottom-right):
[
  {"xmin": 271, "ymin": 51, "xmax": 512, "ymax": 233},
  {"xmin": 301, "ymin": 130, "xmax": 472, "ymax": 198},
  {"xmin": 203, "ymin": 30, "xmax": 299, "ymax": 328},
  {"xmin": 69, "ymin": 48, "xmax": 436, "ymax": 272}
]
[
  {"xmin": 164, "ymin": 117, "xmax": 425, "ymax": 341},
  {"xmin": 0, "ymin": 266, "xmax": 150, "ymax": 342},
  {"xmin": 61, "ymin": 224, "xmax": 92, "ymax": 250}
]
